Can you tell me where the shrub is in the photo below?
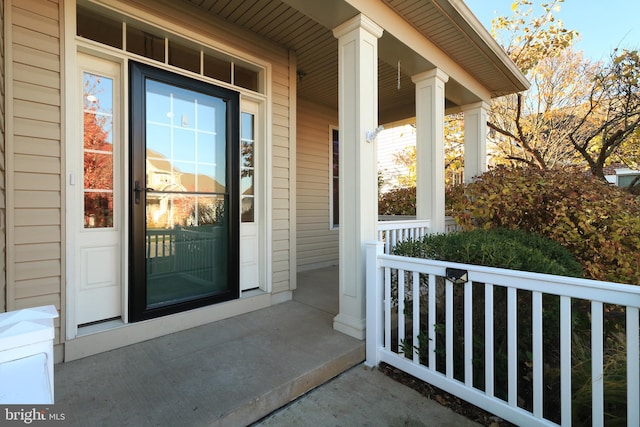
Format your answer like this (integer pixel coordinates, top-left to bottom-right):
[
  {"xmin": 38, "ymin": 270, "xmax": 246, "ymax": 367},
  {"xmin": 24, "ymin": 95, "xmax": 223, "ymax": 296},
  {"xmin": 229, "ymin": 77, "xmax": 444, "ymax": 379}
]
[
  {"xmin": 379, "ymin": 186, "xmax": 416, "ymax": 215},
  {"xmin": 447, "ymin": 165, "xmax": 640, "ymax": 285},
  {"xmin": 393, "ymin": 228, "xmax": 583, "ymax": 277}
]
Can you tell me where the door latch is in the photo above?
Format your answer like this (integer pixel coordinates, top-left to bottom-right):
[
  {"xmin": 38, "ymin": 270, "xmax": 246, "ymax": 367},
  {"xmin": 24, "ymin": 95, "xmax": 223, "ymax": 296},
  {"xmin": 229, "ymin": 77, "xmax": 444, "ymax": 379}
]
[{"xmin": 134, "ymin": 180, "xmax": 154, "ymax": 204}]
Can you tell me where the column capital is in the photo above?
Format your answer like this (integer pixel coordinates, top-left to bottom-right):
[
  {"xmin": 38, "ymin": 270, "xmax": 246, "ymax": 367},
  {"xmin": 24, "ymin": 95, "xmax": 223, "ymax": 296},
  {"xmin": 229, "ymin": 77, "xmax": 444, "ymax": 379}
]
[
  {"xmin": 412, "ymin": 68, "xmax": 449, "ymax": 85},
  {"xmin": 461, "ymin": 101, "xmax": 491, "ymax": 112},
  {"xmin": 333, "ymin": 14, "xmax": 384, "ymax": 39}
]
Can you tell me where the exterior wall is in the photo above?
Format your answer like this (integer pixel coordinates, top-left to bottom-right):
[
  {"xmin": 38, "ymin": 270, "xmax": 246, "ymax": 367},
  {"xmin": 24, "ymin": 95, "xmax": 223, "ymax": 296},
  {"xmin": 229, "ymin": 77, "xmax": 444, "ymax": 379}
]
[
  {"xmin": 0, "ymin": 0, "xmax": 5, "ymax": 312},
  {"xmin": 296, "ymin": 99, "xmax": 338, "ymax": 271},
  {"xmin": 271, "ymin": 56, "xmax": 293, "ymax": 293},
  {"xmin": 5, "ymin": 0, "xmax": 63, "ymax": 345},
  {"xmin": 3, "ymin": 0, "xmax": 295, "ymax": 356}
]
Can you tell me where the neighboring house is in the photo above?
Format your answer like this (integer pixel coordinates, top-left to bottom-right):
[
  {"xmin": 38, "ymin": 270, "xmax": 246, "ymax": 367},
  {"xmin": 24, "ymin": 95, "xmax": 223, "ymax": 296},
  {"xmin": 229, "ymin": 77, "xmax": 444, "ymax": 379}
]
[
  {"xmin": 604, "ymin": 165, "xmax": 640, "ymax": 189},
  {"xmin": 0, "ymin": 0, "xmax": 528, "ymax": 361}
]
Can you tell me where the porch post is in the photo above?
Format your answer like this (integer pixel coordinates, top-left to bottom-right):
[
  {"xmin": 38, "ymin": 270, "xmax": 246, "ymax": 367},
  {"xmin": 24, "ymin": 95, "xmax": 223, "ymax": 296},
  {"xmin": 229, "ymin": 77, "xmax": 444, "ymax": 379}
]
[
  {"xmin": 462, "ymin": 102, "xmax": 489, "ymax": 183},
  {"xmin": 412, "ymin": 69, "xmax": 449, "ymax": 234},
  {"xmin": 332, "ymin": 15, "xmax": 383, "ymax": 339}
]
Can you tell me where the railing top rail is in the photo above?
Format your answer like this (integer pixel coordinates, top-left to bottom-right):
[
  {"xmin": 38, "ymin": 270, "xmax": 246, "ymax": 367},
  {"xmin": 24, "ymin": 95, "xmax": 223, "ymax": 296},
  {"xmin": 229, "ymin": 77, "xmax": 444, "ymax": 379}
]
[
  {"xmin": 374, "ymin": 250, "xmax": 640, "ymax": 306},
  {"xmin": 377, "ymin": 219, "xmax": 431, "ymax": 230}
]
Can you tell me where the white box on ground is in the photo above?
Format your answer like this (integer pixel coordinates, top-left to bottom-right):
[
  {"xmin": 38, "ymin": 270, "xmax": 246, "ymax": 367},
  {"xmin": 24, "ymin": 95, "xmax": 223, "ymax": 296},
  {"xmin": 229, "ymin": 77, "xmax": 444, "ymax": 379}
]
[{"xmin": 0, "ymin": 305, "xmax": 59, "ymax": 404}]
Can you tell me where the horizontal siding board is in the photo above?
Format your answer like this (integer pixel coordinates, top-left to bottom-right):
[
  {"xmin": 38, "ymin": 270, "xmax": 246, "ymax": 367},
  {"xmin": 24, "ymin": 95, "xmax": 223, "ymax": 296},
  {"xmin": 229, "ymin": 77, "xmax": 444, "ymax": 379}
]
[
  {"xmin": 272, "ymin": 208, "xmax": 289, "ymax": 220},
  {"xmin": 272, "ymin": 260, "xmax": 289, "ymax": 272},
  {"xmin": 14, "ymin": 154, "xmax": 60, "ymax": 174},
  {"xmin": 14, "ymin": 99, "xmax": 60, "ymax": 123},
  {"xmin": 12, "ymin": 25, "xmax": 59, "ymax": 55},
  {"xmin": 12, "ymin": 44, "xmax": 60, "ymax": 73},
  {"xmin": 14, "ymin": 259, "xmax": 60, "ymax": 281},
  {"xmin": 15, "ymin": 242, "xmax": 60, "ymax": 263},
  {"xmin": 273, "ymin": 250, "xmax": 289, "ymax": 262},
  {"xmin": 14, "ymin": 225, "xmax": 60, "ymax": 244},
  {"xmin": 14, "ymin": 294, "xmax": 61, "ymax": 312},
  {"xmin": 12, "ymin": 5, "xmax": 59, "ymax": 38},
  {"xmin": 14, "ymin": 0, "xmax": 59, "ymax": 21},
  {"xmin": 272, "ymin": 146, "xmax": 289, "ymax": 157},
  {"xmin": 14, "ymin": 276, "xmax": 61, "ymax": 299},
  {"xmin": 14, "ymin": 191, "xmax": 61, "ymax": 209},
  {"xmin": 13, "ymin": 135, "xmax": 60, "ymax": 157},
  {"xmin": 14, "ymin": 117, "xmax": 60, "ymax": 139},
  {"xmin": 13, "ymin": 80, "xmax": 60, "ymax": 107},
  {"xmin": 13, "ymin": 63, "xmax": 60, "ymax": 89},
  {"xmin": 14, "ymin": 172, "xmax": 60, "ymax": 191},
  {"xmin": 272, "ymin": 177, "xmax": 289, "ymax": 189},
  {"xmin": 14, "ymin": 208, "xmax": 60, "ymax": 226}
]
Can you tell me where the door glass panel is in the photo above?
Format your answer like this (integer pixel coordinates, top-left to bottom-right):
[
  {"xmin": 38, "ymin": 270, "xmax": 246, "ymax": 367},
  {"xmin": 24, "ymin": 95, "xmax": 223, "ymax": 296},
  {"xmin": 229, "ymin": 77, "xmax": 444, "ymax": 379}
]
[
  {"xmin": 146, "ymin": 194, "xmax": 227, "ymax": 307},
  {"xmin": 83, "ymin": 72, "xmax": 114, "ymax": 228},
  {"xmin": 144, "ymin": 79, "xmax": 230, "ymax": 308},
  {"xmin": 241, "ymin": 112, "xmax": 255, "ymax": 223}
]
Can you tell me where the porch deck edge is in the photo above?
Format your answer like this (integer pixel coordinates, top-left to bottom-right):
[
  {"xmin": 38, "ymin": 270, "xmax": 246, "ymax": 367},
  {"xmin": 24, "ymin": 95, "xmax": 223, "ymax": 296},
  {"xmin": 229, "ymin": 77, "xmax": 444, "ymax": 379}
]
[{"xmin": 215, "ymin": 343, "xmax": 365, "ymax": 427}]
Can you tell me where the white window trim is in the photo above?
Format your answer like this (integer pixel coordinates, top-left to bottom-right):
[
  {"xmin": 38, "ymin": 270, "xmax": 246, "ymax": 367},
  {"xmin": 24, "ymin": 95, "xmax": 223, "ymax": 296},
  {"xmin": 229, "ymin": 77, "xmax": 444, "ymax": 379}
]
[{"xmin": 65, "ymin": 0, "xmax": 274, "ymax": 340}]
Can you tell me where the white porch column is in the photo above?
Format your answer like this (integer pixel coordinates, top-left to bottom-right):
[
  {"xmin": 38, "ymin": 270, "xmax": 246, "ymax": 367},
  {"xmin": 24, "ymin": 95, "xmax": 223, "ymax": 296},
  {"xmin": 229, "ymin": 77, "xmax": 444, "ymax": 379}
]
[
  {"xmin": 412, "ymin": 69, "xmax": 449, "ymax": 234},
  {"xmin": 462, "ymin": 102, "xmax": 489, "ymax": 183},
  {"xmin": 332, "ymin": 15, "xmax": 383, "ymax": 339}
]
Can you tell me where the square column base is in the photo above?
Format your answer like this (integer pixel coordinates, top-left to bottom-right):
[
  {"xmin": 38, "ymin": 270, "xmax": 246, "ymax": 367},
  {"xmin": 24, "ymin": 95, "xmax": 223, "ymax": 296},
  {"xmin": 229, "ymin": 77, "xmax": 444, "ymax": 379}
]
[{"xmin": 333, "ymin": 313, "xmax": 366, "ymax": 340}]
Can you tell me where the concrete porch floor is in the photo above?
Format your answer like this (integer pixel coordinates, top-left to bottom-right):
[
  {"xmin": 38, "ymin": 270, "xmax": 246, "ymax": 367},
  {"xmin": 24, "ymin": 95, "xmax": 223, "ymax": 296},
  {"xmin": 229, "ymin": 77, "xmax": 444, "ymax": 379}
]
[
  {"xmin": 54, "ymin": 266, "xmax": 362, "ymax": 426},
  {"xmin": 54, "ymin": 266, "xmax": 478, "ymax": 426}
]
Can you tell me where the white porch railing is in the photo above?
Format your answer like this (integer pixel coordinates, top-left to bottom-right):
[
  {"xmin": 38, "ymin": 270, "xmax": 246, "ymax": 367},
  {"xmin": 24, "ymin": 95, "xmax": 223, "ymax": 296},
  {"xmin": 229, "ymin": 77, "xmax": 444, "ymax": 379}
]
[
  {"xmin": 365, "ymin": 242, "xmax": 640, "ymax": 427},
  {"xmin": 377, "ymin": 216, "xmax": 461, "ymax": 254},
  {"xmin": 377, "ymin": 219, "xmax": 431, "ymax": 254}
]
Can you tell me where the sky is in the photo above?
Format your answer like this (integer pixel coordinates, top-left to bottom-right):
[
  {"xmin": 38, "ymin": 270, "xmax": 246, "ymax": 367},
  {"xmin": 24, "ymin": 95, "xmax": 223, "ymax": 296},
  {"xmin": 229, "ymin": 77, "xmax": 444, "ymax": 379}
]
[{"xmin": 463, "ymin": 0, "xmax": 640, "ymax": 62}]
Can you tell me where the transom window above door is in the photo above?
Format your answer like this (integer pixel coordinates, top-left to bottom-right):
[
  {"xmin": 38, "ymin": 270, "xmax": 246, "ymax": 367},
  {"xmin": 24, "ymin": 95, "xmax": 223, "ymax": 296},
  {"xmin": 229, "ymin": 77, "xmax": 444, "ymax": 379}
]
[{"xmin": 75, "ymin": 4, "xmax": 265, "ymax": 94}]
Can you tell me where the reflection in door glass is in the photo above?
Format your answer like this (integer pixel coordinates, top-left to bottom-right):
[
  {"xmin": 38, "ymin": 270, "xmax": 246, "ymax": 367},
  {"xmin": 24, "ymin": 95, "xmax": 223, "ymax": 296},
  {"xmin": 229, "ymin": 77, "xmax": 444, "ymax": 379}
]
[
  {"xmin": 146, "ymin": 194, "xmax": 228, "ymax": 307},
  {"xmin": 143, "ymin": 78, "xmax": 231, "ymax": 308},
  {"xmin": 83, "ymin": 72, "xmax": 114, "ymax": 228},
  {"xmin": 241, "ymin": 112, "xmax": 255, "ymax": 222}
]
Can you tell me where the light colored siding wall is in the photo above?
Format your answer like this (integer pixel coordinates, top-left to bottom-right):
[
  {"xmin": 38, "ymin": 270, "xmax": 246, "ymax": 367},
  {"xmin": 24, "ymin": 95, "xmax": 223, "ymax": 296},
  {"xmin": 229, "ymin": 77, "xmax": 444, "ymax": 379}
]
[
  {"xmin": 7, "ymin": 0, "xmax": 62, "ymax": 342},
  {"xmin": 271, "ymin": 75, "xmax": 292, "ymax": 293},
  {"xmin": 296, "ymin": 99, "xmax": 338, "ymax": 271},
  {"xmin": 0, "ymin": 0, "xmax": 5, "ymax": 312}
]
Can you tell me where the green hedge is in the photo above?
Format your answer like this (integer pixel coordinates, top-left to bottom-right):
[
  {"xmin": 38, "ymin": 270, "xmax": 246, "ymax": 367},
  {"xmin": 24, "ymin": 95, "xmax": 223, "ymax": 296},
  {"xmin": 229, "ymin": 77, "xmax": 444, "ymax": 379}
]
[{"xmin": 393, "ymin": 228, "xmax": 583, "ymax": 278}]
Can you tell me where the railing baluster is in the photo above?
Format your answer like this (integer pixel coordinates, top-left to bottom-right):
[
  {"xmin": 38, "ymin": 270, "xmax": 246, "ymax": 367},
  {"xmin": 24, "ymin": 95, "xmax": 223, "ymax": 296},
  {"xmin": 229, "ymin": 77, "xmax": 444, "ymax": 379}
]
[
  {"xmin": 384, "ymin": 267, "xmax": 392, "ymax": 351},
  {"xmin": 592, "ymin": 301, "xmax": 604, "ymax": 427},
  {"xmin": 370, "ymin": 251, "xmax": 640, "ymax": 427},
  {"xmin": 507, "ymin": 287, "xmax": 517, "ymax": 407},
  {"xmin": 560, "ymin": 296, "xmax": 572, "ymax": 426},
  {"xmin": 413, "ymin": 271, "xmax": 420, "ymax": 364},
  {"xmin": 627, "ymin": 306, "xmax": 639, "ymax": 426},
  {"xmin": 464, "ymin": 281, "xmax": 473, "ymax": 386},
  {"xmin": 532, "ymin": 291, "xmax": 543, "ymax": 418},
  {"xmin": 428, "ymin": 273, "xmax": 436, "ymax": 370},
  {"xmin": 446, "ymin": 279, "xmax": 453, "ymax": 378},
  {"xmin": 398, "ymin": 269, "xmax": 406, "ymax": 355},
  {"xmin": 485, "ymin": 283, "xmax": 494, "ymax": 397}
]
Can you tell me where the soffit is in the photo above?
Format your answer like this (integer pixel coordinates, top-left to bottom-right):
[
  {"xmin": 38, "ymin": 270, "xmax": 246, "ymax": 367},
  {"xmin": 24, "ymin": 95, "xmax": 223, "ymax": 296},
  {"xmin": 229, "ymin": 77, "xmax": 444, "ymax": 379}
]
[{"xmin": 180, "ymin": 0, "xmax": 527, "ymax": 121}]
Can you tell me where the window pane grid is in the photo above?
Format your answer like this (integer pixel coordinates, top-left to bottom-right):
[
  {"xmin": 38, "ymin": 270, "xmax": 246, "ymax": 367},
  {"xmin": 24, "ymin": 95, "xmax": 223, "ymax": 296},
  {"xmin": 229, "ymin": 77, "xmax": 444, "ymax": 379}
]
[{"xmin": 77, "ymin": 6, "xmax": 263, "ymax": 94}]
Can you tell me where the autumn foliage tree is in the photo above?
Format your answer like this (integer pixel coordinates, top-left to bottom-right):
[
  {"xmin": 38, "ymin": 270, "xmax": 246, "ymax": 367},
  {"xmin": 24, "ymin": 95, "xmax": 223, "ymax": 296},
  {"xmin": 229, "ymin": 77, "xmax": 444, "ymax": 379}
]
[
  {"xmin": 83, "ymin": 77, "xmax": 114, "ymax": 227},
  {"xmin": 488, "ymin": 1, "xmax": 640, "ymax": 181},
  {"xmin": 448, "ymin": 166, "xmax": 640, "ymax": 285}
]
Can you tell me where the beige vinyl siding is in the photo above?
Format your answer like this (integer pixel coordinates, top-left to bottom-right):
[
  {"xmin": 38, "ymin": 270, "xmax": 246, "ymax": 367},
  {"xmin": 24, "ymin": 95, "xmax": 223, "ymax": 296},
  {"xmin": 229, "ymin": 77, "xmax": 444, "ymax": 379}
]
[
  {"xmin": 7, "ymin": 0, "xmax": 62, "ymax": 341},
  {"xmin": 296, "ymin": 99, "xmax": 338, "ymax": 271},
  {"xmin": 0, "ymin": 0, "xmax": 5, "ymax": 312},
  {"xmin": 271, "ymin": 70, "xmax": 292, "ymax": 293}
]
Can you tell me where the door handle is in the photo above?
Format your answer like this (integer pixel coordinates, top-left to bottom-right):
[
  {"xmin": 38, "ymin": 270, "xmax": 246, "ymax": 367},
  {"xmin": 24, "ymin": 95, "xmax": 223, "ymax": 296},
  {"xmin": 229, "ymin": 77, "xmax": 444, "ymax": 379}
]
[{"xmin": 134, "ymin": 180, "xmax": 154, "ymax": 204}]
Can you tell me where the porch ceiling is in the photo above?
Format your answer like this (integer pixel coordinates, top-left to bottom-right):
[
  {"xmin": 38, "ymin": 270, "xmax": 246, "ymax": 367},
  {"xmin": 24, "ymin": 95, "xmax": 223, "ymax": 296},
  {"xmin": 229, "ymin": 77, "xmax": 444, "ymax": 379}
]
[{"xmin": 180, "ymin": 0, "xmax": 528, "ymax": 124}]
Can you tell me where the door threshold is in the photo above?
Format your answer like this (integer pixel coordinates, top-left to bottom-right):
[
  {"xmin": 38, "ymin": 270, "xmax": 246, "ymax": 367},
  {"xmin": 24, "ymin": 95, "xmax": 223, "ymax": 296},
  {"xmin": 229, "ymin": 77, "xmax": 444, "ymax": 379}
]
[{"xmin": 77, "ymin": 318, "xmax": 125, "ymax": 337}]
